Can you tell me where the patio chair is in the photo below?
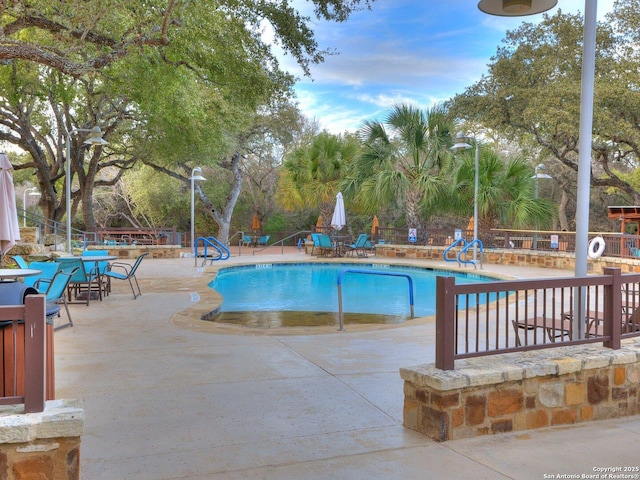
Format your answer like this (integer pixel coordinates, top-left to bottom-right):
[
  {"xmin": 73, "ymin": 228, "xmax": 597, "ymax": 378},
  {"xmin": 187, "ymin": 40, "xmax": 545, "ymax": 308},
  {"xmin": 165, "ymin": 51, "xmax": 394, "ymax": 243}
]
[
  {"xmin": 347, "ymin": 234, "xmax": 370, "ymax": 257},
  {"xmin": 10, "ymin": 255, "xmax": 29, "ymax": 269},
  {"xmin": 316, "ymin": 234, "xmax": 334, "ymax": 257},
  {"xmin": 310, "ymin": 233, "xmax": 321, "ymax": 255},
  {"xmin": 104, "ymin": 253, "xmax": 148, "ymax": 299},
  {"xmin": 257, "ymin": 235, "xmax": 270, "ymax": 247},
  {"xmin": 34, "ymin": 268, "xmax": 78, "ymax": 330},
  {"xmin": 241, "ymin": 235, "xmax": 253, "ymax": 247},
  {"xmin": 83, "ymin": 249, "xmax": 111, "ymax": 296},
  {"xmin": 22, "ymin": 261, "xmax": 60, "ymax": 288},
  {"xmin": 56, "ymin": 258, "xmax": 100, "ymax": 306}
]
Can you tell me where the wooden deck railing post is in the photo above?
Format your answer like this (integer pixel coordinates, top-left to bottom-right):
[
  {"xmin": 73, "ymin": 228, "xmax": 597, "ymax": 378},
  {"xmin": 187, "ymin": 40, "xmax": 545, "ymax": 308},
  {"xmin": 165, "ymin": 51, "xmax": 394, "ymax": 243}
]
[
  {"xmin": 603, "ymin": 267, "xmax": 621, "ymax": 350},
  {"xmin": 23, "ymin": 295, "xmax": 46, "ymax": 413},
  {"xmin": 435, "ymin": 276, "xmax": 456, "ymax": 370}
]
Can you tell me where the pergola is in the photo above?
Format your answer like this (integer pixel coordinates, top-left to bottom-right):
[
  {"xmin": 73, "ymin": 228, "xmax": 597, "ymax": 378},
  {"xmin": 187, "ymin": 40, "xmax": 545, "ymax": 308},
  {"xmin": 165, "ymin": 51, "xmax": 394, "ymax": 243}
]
[{"xmin": 607, "ymin": 206, "xmax": 640, "ymax": 234}]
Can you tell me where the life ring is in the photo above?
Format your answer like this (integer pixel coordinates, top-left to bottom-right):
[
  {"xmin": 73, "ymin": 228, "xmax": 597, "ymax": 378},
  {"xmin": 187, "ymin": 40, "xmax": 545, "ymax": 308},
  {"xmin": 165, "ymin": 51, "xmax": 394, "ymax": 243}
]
[{"xmin": 588, "ymin": 236, "xmax": 606, "ymax": 259}]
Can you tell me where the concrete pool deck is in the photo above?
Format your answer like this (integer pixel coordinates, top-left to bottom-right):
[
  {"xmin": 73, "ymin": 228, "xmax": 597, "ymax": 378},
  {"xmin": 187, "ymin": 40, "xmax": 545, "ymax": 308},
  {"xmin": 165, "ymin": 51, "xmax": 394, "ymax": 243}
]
[{"xmin": 54, "ymin": 248, "xmax": 640, "ymax": 479}]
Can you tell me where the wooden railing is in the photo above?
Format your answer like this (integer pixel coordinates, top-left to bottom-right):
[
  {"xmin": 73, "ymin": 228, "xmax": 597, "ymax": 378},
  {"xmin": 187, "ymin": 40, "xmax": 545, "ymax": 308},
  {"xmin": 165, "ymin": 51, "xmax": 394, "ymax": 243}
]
[
  {"xmin": 435, "ymin": 267, "xmax": 640, "ymax": 370},
  {"xmin": 0, "ymin": 295, "xmax": 47, "ymax": 413}
]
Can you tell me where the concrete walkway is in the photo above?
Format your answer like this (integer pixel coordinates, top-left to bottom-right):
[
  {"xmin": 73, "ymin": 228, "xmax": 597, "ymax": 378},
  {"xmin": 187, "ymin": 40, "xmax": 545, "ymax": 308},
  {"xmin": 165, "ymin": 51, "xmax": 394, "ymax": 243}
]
[{"xmin": 54, "ymin": 251, "xmax": 640, "ymax": 479}]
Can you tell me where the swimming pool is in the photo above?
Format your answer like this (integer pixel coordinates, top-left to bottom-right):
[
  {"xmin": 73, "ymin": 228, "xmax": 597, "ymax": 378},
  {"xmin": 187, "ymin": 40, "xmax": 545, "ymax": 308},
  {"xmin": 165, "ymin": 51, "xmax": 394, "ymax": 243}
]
[{"xmin": 208, "ymin": 263, "xmax": 499, "ymax": 327}]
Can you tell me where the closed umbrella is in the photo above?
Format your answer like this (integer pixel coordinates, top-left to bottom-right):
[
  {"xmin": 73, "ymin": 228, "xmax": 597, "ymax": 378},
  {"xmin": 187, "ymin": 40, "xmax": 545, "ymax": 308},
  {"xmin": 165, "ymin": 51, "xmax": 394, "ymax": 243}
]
[
  {"xmin": 251, "ymin": 212, "xmax": 260, "ymax": 232},
  {"xmin": 331, "ymin": 192, "xmax": 346, "ymax": 231},
  {"xmin": 315, "ymin": 215, "xmax": 323, "ymax": 233},
  {"xmin": 371, "ymin": 215, "xmax": 379, "ymax": 235},
  {"xmin": 0, "ymin": 153, "xmax": 20, "ymax": 260},
  {"xmin": 466, "ymin": 216, "xmax": 474, "ymax": 236}
]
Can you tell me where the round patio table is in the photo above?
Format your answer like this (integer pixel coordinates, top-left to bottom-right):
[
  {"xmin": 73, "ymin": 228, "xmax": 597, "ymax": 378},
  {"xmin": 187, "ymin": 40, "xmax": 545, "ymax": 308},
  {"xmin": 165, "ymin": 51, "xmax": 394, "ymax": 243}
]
[{"xmin": 0, "ymin": 268, "xmax": 42, "ymax": 282}]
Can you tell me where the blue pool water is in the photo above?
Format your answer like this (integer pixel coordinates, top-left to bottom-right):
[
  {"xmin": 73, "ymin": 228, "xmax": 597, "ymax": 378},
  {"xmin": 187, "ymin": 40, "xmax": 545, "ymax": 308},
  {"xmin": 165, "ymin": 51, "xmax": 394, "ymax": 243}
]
[{"xmin": 208, "ymin": 263, "xmax": 497, "ymax": 326}]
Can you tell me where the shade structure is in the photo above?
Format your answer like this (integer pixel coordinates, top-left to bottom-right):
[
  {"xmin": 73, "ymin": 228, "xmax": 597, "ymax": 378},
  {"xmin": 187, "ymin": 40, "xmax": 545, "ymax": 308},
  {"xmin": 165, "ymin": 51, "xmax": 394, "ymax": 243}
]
[
  {"xmin": 371, "ymin": 215, "xmax": 379, "ymax": 235},
  {"xmin": 331, "ymin": 192, "xmax": 346, "ymax": 231},
  {"xmin": 0, "ymin": 153, "xmax": 20, "ymax": 255},
  {"xmin": 251, "ymin": 212, "xmax": 260, "ymax": 232}
]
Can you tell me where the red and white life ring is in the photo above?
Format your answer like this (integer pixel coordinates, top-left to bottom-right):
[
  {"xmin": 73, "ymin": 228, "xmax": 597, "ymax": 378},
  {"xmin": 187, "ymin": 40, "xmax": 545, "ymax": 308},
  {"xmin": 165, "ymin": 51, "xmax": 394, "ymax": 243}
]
[{"xmin": 587, "ymin": 236, "xmax": 606, "ymax": 259}]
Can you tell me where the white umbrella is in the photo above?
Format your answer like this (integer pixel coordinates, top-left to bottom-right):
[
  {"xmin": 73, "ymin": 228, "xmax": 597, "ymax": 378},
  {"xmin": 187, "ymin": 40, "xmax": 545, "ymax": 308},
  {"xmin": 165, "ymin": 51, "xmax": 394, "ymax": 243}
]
[
  {"xmin": 0, "ymin": 153, "xmax": 20, "ymax": 258},
  {"xmin": 331, "ymin": 192, "xmax": 346, "ymax": 231}
]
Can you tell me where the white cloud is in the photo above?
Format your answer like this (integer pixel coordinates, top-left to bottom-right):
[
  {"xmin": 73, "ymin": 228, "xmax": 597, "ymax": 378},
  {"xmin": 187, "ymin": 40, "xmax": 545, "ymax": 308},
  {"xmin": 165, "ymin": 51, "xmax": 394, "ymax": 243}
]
[{"xmin": 282, "ymin": 1, "xmax": 618, "ymax": 134}]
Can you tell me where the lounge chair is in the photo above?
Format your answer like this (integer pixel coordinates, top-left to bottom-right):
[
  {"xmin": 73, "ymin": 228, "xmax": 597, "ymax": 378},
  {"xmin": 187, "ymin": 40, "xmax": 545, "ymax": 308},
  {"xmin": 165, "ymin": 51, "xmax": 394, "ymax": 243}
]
[
  {"xmin": 347, "ymin": 234, "xmax": 370, "ymax": 257},
  {"xmin": 56, "ymin": 257, "xmax": 101, "ymax": 306},
  {"xmin": 104, "ymin": 253, "xmax": 148, "ymax": 299},
  {"xmin": 34, "ymin": 268, "xmax": 78, "ymax": 330},
  {"xmin": 257, "ymin": 235, "xmax": 270, "ymax": 247}
]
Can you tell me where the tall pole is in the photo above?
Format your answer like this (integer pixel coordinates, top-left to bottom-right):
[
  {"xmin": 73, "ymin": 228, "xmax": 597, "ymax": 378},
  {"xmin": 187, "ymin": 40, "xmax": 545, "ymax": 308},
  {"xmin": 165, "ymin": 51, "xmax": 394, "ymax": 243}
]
[
  {"xmin": 66, "ymin": 132, "xmax": 72, "ymax": 253},
  {"xmin": 473, "ymin": 143, "xmax": 479, "ymax": 263},
  {"xmin": 22, "ymin": 187, "xmax": 39, "ymax": 227},
  {"xmin": 65, "ymin": 126, "xmax": 107, "ymax": 254},
  {"xmin": 191, "ymin": 169, "xmax": 196, "ymax": 258},
  {"xmin": 531, "ymin": 163, "xmax": 551, "ymax": 250},
  {"xmin": 190, "ymin": 167, "xmax": 206, "ymax": 263},
  {"xmin": 573, "ymin": 0, "xmax": 598, "ymax": 339}
]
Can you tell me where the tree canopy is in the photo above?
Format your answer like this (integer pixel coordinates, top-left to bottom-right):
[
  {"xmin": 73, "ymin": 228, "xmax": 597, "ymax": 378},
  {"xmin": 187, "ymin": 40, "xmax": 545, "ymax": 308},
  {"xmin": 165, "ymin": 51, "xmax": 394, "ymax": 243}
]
[{"xmin": 449, "ymin": 6, "xmax": 640, "ymax": 211}]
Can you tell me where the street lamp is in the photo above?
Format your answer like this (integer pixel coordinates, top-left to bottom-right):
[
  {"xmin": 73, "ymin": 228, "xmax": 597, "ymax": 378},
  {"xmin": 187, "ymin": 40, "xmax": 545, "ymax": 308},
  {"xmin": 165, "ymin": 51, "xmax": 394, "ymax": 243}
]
[
  {"xmin": 478, "ymin": 0, "xmax": 595, "ymax": 339},
  {"xmin": 22, "ymin": 187, "xmax": 41, "ymax": 227},
  {"xmin": 451, "ymin": 132, "xmax": 479, "ymax": 264},
  {"xmin": 190, "ymin": 167, "xmax": 206, "ymax": 262},
  {"xmin": 531, "ymin": 163, "xmax": 552, "ymax": 249},
  {"xmin": 65, "ymin": 126, "xmax": 108, "ymax": 253}
]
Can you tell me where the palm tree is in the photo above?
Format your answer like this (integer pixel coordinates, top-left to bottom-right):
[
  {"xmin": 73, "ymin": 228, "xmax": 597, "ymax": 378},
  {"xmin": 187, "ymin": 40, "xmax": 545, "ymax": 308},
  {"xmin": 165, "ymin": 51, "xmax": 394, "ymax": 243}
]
[
  {"xmin": 348, "ymin": 104, "xmax": 454, "ymax": 230},
  {"xmin": 449, "ymin": 145, "xmax": 555, "ymax": 230},
  {"xmin": 276, "ymin": 132, "xmax": 360, "ymax": 230}
]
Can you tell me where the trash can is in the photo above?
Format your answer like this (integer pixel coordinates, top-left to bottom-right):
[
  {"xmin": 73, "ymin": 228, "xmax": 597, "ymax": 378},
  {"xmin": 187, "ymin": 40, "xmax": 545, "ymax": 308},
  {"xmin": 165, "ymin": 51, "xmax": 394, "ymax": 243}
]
[{"xmin": 0, "ymin": 282, "xmax": 55, "ymax": 400}]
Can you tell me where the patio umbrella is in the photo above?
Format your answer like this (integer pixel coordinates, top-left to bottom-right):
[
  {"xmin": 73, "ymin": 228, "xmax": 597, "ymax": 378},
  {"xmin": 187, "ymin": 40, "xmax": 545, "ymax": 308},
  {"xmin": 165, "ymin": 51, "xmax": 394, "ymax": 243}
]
[
  {"xmin": 251, "ymin": 212, "xmax": 260, "ymax": 232},
  {"xmin": 315, "ymin": 215, "xmax": 323, "ymax": 233},
  {"xmin": 331, "ymin": 192, "xmax": 346, "ymax": 231},
  {"xmin": 0, "ymin": 153, "xmax": 20, "ymax": 260},
  {"xmin": 371, "ymin": 215, "xmax": 379, "ymax": 235},
  {"xmin": 466, "ymin": 216, "xmax": 474, "ymax": 235}
]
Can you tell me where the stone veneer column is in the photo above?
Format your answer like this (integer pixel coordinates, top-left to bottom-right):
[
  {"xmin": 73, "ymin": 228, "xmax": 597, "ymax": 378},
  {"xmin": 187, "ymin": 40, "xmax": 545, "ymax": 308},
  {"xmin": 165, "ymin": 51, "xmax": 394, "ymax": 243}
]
[{"xmin": 0, "ymin": 399, "xmax": 84, "ymax": 479}]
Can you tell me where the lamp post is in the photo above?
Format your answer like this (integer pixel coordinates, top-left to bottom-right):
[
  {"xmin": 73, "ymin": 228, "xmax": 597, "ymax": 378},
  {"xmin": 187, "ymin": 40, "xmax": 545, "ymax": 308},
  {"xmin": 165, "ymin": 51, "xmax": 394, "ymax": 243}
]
[
  {"xmin": 478, "ymin": 0, "xmax": 595, "ymax": 339},
  {"xmin": 451, "ymin": 132, "xmax": 479, "ymax": 264},
  {"xmin": 65, "ymin": 126, "xmax": 108, "ymax": 253},
  {"xmin": 190, "ymin": 167, "xmax": 206, "ymax": 262},
  {"xmin": 531, "ymin": 163, "xmax": 552, "ymax": 249},
  {"xmin": 22, "ymin": 187, "xmax": 41, "ymax": 227}
]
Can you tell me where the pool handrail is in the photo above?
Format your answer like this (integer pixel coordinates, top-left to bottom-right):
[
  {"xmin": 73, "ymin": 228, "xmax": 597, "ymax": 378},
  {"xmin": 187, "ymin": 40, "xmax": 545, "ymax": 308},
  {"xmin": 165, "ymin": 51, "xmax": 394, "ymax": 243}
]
[
  {"xmin": 337, "ymin": 269, "xmax": 414, "ymax": 331},
  {"xmin": 443, "ymin": 238, "xmax": 466, "ymax": 264},
  {"xmin": 195, "ymin": 236, "xmax": 230, "ymax": 266},
  {"xmin": 458, "ymin": 239, "xmax": 484, "ymax": 269}
]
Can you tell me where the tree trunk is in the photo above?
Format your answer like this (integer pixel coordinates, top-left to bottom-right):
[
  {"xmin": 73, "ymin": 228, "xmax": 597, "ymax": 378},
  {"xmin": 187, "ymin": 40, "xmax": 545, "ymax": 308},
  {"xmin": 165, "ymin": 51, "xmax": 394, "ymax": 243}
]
[{"xmin": 199, "ymin": 153, "xmax": 244, "ymax": 245}]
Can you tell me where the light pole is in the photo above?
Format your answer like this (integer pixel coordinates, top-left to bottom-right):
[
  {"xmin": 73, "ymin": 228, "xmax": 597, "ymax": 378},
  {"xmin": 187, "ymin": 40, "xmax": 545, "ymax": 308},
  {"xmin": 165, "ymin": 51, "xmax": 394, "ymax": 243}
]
[
  {"xmin": 531, "ymin": 163, "xmax": 552, "ymax": 249},
  {"xmin": 22, "ymin": 187, "xmax": 40, "ymax": 227},
  {"xmin": 190, "ymin": 167, "xmax": 206, "ymax": 261},
  {"xmin": 65, "ymin": 126, "xmax": 108, "ymax": 253},
  {"xmin": 451, "ymin": 132, "xmax": 479, "ymax": 264},
  {"xmin": 478, "ymin": 0, "xmax": 595, "ymax": 339}
]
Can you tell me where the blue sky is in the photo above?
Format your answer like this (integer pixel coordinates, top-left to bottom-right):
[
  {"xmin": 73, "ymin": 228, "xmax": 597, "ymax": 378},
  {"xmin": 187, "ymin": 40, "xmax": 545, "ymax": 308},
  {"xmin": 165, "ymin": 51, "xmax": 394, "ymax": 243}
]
[{"xmin": 278, "ymin": 0, "xmax": 615, "ymax": 134}]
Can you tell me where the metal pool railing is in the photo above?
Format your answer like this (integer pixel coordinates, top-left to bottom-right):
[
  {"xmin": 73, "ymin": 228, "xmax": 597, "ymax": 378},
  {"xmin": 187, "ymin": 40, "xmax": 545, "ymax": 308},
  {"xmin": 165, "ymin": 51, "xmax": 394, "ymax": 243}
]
[{"xmin": 336, "ymin": 269, "xmax": 414, "ymax": 331}]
